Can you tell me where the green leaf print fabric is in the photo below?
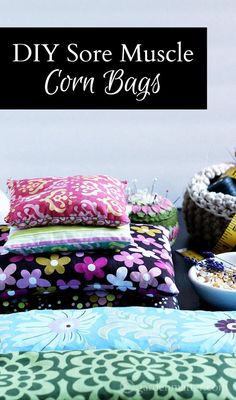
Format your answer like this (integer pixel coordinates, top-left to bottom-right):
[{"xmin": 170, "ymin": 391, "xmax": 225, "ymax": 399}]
[{"xmin": 0, "ymin": 350, "xmax": 236, "ymax": 400}]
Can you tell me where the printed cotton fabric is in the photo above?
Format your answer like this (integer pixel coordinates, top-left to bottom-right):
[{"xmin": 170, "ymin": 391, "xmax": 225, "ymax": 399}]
[
  {"xmin": 1, "ymin": 307, "xmax": 236, "ymax": 354},
  {"xmin": 1, "ymin": 350, "xmax": 236, "ymax": 400},
  {"xmin": 4, "ymin": 223, "xmax": 133, "ymax": 254},
  {"xmin": 5, "ymin": 175, "xmax": 129, "ymax": 228},
  {"xmin": 0, "ymin": 290, "xmax": 179, "ymax": 313},
  {"xmin": 0, "ymin": 224, "xmax": 179, "ymax": 301}
]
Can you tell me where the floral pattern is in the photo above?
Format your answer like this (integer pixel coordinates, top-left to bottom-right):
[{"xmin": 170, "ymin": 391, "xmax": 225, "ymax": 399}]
[
  {"xmin": 107, "ymin": 267, "xmax": 135, "ymax": 291},
  {"xmin": 0, "ymin": 223, "xmax": 179, "ymax": 302},
  {"xmin": 17, "ymin": 269, "xmax": 50, "ymax": 289},
  {"xmin": 0, "ymin": 350, "xmax": 235, "ymax": 400},
  {"xmin": 0, "ymin": 264, "xmax": 16, "ymax": 290},
  {"xmin": 0, "ymin": 291, "xmax": 178, "ymax": 313},
  {"xmin": 56, "ymin": 279, "xmax": 80, "ymax": 290},
  {"xmin": 130, "ymin": 265, "xmax": 161, "ymax": 288},
  {"xmin": 113, "ymin": 353, "xmax": 168, "ymax": 383},
  {"xmin": 131, "ymin": 225, "xmax": 161, "ymax": 237},
  {"xmin": 6, "ymin": 175, "xmax": 129, "ymax": 228},
  {"xmin": 36, "ymin": 286, "xmax": 57, "ymax": 295},
  {"xmin": 181, "ymin": 312, "xmax": 236, "ymax": 353},
  {"xmin": 154, "ymin": 260, "xmax": 174, "ymax": 276},
  {"xmin": 215, "ymin": 319, "xmax": 236, "ymax": 333},
  {"xmin": 6, "ymin": 309, "xmax": 99, "ymax": 351},
  {"xmin": 75, "ymin": 256, "xmax": 107, "ymax": 280},
  {"xmin": 129, "ymin": 245, "xmax": 159, "ymax": 258},
  {"xmin": 135, "ymin": 234, "xmax": 157, "ymax": 246},
  {"xmin": 158, "ymin": 277, "xmax": 178, "ymax": 293},
  {"xmin": 0, "ymin": 232, "xmax": 8, "ymax": 241},
  {"xmin": 114, "ymin": 250, "xmax": 144, "ymax": 267},
  {"xmin": 0, "ymin": 352, "xmax": 58, "ymax": 399},
  {"xmin": 36, "ymin": 254, "xmax": 71, "ymax": 275},
  {"xmin": 129, "ymin": 195, "xmax": 179, "ymax": 245},
  {"xmin": 9, "ymin": 255, "xmax": 34, "ymax": 263},
  {"xmin": 1, "ymin": 308, "xmax": 236, "ymax": 354}
]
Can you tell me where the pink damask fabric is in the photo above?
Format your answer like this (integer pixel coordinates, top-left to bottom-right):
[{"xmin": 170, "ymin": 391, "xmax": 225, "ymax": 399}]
[{"xmin": 5, "ymin": 175, "xmax": 129, "ymax": 228}]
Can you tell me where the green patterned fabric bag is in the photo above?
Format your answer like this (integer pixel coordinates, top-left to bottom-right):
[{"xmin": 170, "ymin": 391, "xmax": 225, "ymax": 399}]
[{"xmin": 0, "ymin": 350, "xmax": 236, "ymax": 400}]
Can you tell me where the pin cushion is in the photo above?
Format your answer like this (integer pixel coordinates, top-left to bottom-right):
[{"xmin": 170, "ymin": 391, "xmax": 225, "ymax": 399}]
[
  {"xmin": 128, "ymin": 191, "xmax": 179, "ymax": 244},
  {"xmin": 183, "ymin": 163, "xmax": 236, "ymax": 249}
]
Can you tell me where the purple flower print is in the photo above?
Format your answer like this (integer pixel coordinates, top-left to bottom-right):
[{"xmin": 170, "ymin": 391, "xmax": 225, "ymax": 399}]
[
  {"xmin": 0, "ymin": 232, "xmax": 8, "ymax": 241},
  {"xmin": 215, "ymin": 319, "xmax": 236, "ymax": 333},
  {"xmin": 17, "ymin": 269, "xmax": 50, "ymax": 289},
  {"xmin": 135, "ymin": 234, "xmax": 157, "ymax": 247},
  {"xmin": 114, "ymin": 251, "xmax": 144, "ymax": 268},
  {"xmin": 10, "ymin": 255, "xmax": 34, "ymax": 263},
  {"xmin": 107, "ymin": 267, "xmax": 135, "ymax": 291},
  {"xmin": 76, "ymin": 252, "xmax": 84, "ymax": 258},
  {"xmin": 158, "ymin": 277, "xmax": 179, "ymax": 294},
  {"xmin": 0, "ymin": 263, "xmax": 16, "ymax": 290},
  {"xmin": 75, "ymin": 256, "xmax": 107, "ymax": 281},
  {"xmin": 130, "ymin": 265, "xmax": 161, "ymax": 289},
  {"xmin": 153, "ymin": 248, "xmax": 172, "ymax": 262},
  {"xmin": 154, "ymin": 260, "xmax": 174, "ymax": 276},
  {"xmin": 57, "ymin": 279, "xmax": 80, "ymax": 290}
]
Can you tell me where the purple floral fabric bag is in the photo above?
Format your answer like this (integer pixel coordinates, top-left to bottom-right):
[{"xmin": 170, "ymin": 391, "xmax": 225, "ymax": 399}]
[{"xmin": 0, "ymin": 224, "xmax": 179, "ymax": 304}]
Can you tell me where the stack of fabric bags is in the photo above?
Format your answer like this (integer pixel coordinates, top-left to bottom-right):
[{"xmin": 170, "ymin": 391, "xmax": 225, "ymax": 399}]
[
  {"xmin": 0, "ymin": 174, "xmax": 179, "ymax": 313},
  {"xmin": 1, "ymin": 307, "xmax": 236, "ymax": 399},
  {"xmin": 2, "ymin": 176, "xmax": 236, "ymax": 400}
]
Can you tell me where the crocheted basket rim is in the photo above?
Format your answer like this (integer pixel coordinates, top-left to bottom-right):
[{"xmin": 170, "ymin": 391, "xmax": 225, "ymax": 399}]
[{"xmin": 186, "ymin": 162, "xmax": 236, "ymax": 220}]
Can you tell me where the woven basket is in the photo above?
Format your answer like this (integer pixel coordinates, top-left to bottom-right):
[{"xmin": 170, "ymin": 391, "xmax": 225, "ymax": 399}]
[{"xmin": 183, "ymin": 163, "xmax": 236, "ymax": 248}]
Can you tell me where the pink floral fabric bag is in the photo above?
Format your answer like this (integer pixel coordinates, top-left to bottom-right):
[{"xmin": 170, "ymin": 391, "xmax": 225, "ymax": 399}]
[{"xmin": 5, "ymin": 175, "xmax": 129, "ymax": 228}]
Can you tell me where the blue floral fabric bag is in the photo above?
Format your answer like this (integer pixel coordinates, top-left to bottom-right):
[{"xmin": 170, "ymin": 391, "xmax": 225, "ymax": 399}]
[{"xmin": 1, "ymin": 307, "xmax": 236, "ymax": 354}]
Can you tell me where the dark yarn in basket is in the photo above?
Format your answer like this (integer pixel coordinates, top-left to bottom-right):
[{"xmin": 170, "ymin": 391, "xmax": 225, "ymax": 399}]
[{"xmin": 182, "ymin": 163, "xmax": 236, "ymax": 249}]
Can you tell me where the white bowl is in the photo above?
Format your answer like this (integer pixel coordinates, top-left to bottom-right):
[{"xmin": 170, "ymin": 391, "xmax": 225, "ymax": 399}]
[{"xmin": 188, "ymin": 252, "xmax": 236, "ymax": 310}]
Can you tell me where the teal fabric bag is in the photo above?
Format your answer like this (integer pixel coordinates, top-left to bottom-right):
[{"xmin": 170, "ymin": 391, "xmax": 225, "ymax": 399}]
[{"xmin": 1, "ymin": 307, "xmax": 236, "ymax": 354}]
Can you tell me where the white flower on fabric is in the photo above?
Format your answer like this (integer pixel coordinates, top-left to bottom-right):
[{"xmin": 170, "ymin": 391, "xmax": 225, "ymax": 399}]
[
  {"xmin": 10, "ymin": 310, "xmax": 99, "ymax": 352},
  {"xmin": 128, "ymin": 246, "xmax": 159, "ymax": 259},
  {"xmin": 158, "ymin": 235, "xmax": 171, "ymax": 252},
  {"xmin": 180, "ymin": 311, "xmax": 236, "ymax": 353}
]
